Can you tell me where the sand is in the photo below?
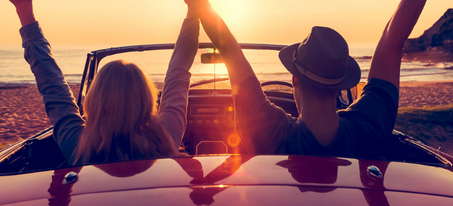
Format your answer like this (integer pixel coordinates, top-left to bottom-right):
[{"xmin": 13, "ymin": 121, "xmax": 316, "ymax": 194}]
[
  {"xmin": 399, "ymin": 81, "xmax": 453, "ymax": 108},
  {"xmin": 396, "ymin": 81, "xmax": 453, "ymax": 155},
  {"xmin": 1, "ymin": 82, "xmax": 453, "ymax": 155},
  {"xmin": 0, "ymin": 85, "xmax": 80, "ymax": 147}
]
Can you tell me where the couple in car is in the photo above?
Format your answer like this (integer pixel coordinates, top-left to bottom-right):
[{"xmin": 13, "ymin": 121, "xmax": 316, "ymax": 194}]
[{"xmin": 9, "ymin": 0, "xmax": 426, "ymax": 165}]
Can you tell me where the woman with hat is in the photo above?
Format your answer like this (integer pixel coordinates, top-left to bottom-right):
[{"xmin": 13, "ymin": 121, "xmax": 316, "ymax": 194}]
[{"xmin": 189, "ymin": 0, "xmax": 426, "ymax": 159}]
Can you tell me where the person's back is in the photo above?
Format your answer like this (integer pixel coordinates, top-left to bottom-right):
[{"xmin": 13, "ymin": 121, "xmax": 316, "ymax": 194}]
[
  {"xmin": 188, "ymin": 0, "xmax": 426, "ymax": 158},
  {"xmin": 10, "ymin": 0, "xmax": 200, "ymax": 165},
  {"xmin": 73, "ymin": 60, "xmax": 178, "ymax": 164}
]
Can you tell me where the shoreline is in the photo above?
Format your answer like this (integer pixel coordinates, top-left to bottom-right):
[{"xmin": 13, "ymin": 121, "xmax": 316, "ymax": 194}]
[{"xmin": 2, "ymin": 81, "xmax": 453, "ymax": 155}]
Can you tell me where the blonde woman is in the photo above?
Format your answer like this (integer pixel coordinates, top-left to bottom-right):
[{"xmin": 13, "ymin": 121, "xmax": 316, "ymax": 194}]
[{"xmin": 11, "ymin": 0, "xmax": 199, "ymax": 165}]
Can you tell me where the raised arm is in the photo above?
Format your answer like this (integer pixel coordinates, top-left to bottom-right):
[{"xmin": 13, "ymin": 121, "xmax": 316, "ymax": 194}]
[
  {"xmin": 368, "ymin": 0, "xmax": 426, "ymax": 89},
  {"xmin": 158, "ymin": 2, "xmax": 200, "ymax": 148},
  {"xmin": 189, "ymin": 0, "xmax": 255, "ymax": 93},
  {"xmin": 11, "ymin": 0, "xmax": 84, "ymax": 162}
]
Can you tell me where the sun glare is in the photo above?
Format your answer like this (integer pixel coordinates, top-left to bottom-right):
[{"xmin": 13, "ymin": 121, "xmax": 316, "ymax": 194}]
[{"xmin": 210, "ymin": 0, "xmax": 247, "ymax": 27}]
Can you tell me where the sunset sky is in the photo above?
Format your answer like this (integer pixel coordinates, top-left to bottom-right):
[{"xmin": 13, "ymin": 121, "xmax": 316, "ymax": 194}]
[{"xmin": 1, "ymin": 0, "xmax": 452, "ymax": 46}]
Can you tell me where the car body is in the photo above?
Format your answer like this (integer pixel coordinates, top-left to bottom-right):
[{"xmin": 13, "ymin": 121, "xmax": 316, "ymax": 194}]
[
  {"xmin": 2, "ymin": 155, "xmax": 453, "ymax": 205},
  {"xmin": 1, "ymin": 43, "xmax": 453, "ymax": 205}
]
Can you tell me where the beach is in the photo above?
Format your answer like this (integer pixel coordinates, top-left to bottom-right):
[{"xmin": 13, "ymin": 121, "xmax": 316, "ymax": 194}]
[
  {"xmin": 1, "ymin": 82, "xmax": 453, "ymax": 155},
  {"xmin": 396, "ymin": 81, "xmax": 453, "ymax": 156},
  {"xmin": 0, "ymin": 84, "xmax": 80, "ymax": 148},
  {"xmin": 399, "ymin": 81, "xmax": 453, "ymax": 108}
]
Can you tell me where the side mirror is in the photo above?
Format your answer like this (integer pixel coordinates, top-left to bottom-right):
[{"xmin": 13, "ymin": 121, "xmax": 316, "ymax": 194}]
[{"xmin": 201, "ymin": 53, "xmax": 224, "ymax": 64}]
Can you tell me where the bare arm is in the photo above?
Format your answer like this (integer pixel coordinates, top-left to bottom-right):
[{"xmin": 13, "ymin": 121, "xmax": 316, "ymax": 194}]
[
  {"xmin": 10, "ymin": 0, "xmax": 36, "ymax": 26},
  {"xmin": 190, "ymin": 0, "xmax": 255, "ymax": 93},
  {"xmin": 368, "ymin": 0, "xmax": 426, "ymax": 89}
]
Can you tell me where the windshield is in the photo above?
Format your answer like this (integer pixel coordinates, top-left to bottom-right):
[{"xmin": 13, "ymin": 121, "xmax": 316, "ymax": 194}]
[
  {"xmin": 99, "ymin": 48, "xmax": 290, "ymax": 91},
  {"xmin": 97, "ymin": 44, "xmax": 453, "ymax": 93}
]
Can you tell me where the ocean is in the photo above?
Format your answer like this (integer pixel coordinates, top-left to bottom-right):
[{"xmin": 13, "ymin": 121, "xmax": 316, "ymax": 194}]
[{"xmin": 1, "ymin": 44, "xmax": 453, "ymax": 87}]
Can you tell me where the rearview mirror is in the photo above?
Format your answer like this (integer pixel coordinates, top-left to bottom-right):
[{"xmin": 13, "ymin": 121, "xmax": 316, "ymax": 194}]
[{"xmin": 201, "ymin": 53, "xmax": 224, "ymax": 64}]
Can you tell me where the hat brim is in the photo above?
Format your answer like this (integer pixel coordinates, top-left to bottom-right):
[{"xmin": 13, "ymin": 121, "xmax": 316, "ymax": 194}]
[{"xmin": 279, "ymin": 43, "xmax": 361, "ymax": 90}]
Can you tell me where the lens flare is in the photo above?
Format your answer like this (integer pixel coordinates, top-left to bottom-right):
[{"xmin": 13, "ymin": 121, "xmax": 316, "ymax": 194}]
[{"xmin": 227, "ymin": 134, "xmax": 241, "ymax": 147}]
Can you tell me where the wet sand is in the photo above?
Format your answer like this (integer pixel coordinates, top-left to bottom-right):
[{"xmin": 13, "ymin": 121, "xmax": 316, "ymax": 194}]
[{"xmin": 1, "ymin": 82, "xmax": 453, "ymax": 155}]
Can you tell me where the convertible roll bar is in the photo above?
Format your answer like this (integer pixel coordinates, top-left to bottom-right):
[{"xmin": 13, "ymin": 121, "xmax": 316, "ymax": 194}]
[
  {"xmin": 90, "ymin": 43, "xmax": 286, "ymax": 60},
  {"xmin": 76, "ymin": 43, "xmax": 287, "ymax": 109}
]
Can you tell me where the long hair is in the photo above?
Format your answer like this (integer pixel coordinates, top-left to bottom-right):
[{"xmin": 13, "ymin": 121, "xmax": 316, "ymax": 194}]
[{"xmin": 73, "ymin": 60, "xmax": 178, "ymax": 164}]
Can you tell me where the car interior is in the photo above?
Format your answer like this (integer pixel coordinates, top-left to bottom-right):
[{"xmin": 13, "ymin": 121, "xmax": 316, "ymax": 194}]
[{"xmin": 0, "ymin": 43, "xmax": 451, "ymax": 175}]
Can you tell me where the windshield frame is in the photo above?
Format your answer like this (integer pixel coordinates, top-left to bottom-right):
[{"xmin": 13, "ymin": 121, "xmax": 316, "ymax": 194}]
[{"xmin": 77, "ymin": 43, "xmax": 286, "ymax": 110}]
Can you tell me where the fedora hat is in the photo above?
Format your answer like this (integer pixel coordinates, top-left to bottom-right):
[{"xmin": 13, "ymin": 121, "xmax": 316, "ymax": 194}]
[{"xmin": 279, "ymin": 26, "xmax": 361, "ymax": 90}]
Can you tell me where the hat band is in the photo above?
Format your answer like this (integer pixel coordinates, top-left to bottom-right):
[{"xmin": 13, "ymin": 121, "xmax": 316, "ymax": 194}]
[{"xmin": 293, "ymin": 62, "xmax": 345, "ymax": 85}]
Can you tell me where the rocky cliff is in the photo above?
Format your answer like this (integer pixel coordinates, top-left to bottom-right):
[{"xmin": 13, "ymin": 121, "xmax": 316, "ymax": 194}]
[{"xmin": 403, "ymin": 9, "xmax": 453, "ymax": 62}]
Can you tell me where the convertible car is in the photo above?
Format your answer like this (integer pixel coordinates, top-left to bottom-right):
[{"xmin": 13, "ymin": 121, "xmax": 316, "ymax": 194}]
[{"xmin": 1, "ymin": 43, "xmax": 453, "ymax": 205}]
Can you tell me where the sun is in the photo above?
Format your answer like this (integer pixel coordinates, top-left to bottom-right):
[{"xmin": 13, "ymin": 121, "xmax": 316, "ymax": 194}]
[{"xmin": 209, "ymin": 0, "xmax": 248, "ymax": 26}]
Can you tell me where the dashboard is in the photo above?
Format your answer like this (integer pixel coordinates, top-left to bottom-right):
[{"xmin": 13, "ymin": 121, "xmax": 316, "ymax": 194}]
[{"xmin": 182, "ymin": 89, "xmax": 298, "ymax": 155}]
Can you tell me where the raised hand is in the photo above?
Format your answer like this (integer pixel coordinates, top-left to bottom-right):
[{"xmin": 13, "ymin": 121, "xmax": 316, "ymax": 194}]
[
  {"xmin": 184, "ymin": 0, "xmax": 210, "ymax": 18},
  {"xmin": 197, "ymin": 0, "xmax": 255, "ymax": 89},
  {"xmin": 10, "ymin": 0, "xmax": 35, "ymax": 26},
  {"xmin": 368, "ymin": 0, "xmax": 426, "ymax": 89}
]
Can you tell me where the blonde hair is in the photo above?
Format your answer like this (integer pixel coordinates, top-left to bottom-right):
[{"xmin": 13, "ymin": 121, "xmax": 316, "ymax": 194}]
[{"xmin": 74, "ymin": 60, "xmax": 178, "ymax": 164}]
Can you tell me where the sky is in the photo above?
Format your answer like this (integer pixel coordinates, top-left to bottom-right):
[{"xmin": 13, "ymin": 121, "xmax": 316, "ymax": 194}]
[{"xmin": 0, "ymin": 0, "xmax": 452, "ymax": 46}]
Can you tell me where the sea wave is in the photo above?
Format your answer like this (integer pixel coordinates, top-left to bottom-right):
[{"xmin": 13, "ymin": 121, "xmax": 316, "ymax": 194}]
[
  {"xmin": 64, "ymin": 74, "xmax": 83, "ymax": 77},
  {"xmin": 353, "ymin": 56, "xmax": 372, "ymax": 60},
  {"xmin": 400, "ymin": 71, "xmax": 447, "ymax": 77}
]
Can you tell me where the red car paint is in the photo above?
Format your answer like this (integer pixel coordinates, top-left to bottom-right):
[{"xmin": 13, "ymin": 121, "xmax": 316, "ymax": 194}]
[{"xmin": 1, "ymin": 155, "xmax": 453, "ymax": 205}]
